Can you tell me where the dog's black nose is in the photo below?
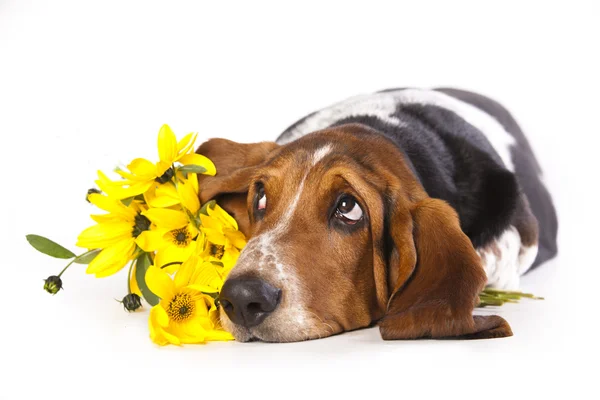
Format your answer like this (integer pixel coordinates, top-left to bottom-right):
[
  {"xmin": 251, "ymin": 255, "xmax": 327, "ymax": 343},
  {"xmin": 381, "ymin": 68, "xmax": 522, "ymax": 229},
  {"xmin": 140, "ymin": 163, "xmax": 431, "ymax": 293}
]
[{"xmin": 219, "ymin": 277, "xmax": 282, "ymax": 328}]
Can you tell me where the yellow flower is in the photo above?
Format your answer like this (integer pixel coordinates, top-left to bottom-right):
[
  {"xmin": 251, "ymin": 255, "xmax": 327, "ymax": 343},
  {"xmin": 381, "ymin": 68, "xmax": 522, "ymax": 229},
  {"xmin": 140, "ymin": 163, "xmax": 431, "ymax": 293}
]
[
  {"xmin": 146, "ymin": 256, "xmax": 234, "ymax": 345},
  {"xmin": 137, "ymin": 175, "xmax": 204, "ymax": 272},
  {"xmin": 96, "ymin": 124, "xmax": 216, "ymax": 200},
  {"xmin": 76, "ymin": 194, "xmax": 155, "ymax": 277},
  {"xmin": 200, "ymin": 203, "xmax": 247, "ymax": 251},
  {"xmin": 198, "ymin": 240, "xmax": 241, "ymax": 275}
]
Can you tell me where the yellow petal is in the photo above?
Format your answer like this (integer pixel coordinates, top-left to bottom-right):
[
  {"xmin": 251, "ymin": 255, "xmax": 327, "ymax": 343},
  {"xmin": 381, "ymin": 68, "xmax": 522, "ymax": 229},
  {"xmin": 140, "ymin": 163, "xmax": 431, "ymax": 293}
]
[
  {"xmin": 201, "ymin": 226, "xmax": 227, "ymax": 246},
  {"xmin": 176, "ymin": 132, "xmax": 198, "ymax": 156},
  {"xmin": 174, "ymin": 255, "xmax": 200, "ymax": 288},
  {"xmin": 96, "ymin": 171, "xmax": 153, "ymax": 199},
  {"xmin": 209, "ymin": 204, "xmax": 239, "ymax": 230},
  {"xmin": 151, "ymin": 304, "xmax": 170, "ymax": 327},
  {"xmin": 135, "ymin": 229, "xmax": 168, "ymax": 252},
  {"xmin": 188, "ymin": 172, "xmax": 198, "ymax": 193},
  {"xmin": 95, "ymin": 170, "xmax": 127, "ymax": 191},
  {"xmin": 88, "ymin": 193, "xmax": 136, "ymax": 218},
  {"xmin": 128, "ymin": 158, "xmax": 158, "ymax": 179},
  {"xmin": 145, "ymin": 265, "xmax": 175, "ymax": 300},
  {"xmin": 90, "ymin": 213, "xmax": 123, "ymax": 224},
  {"xmin": 154, "ymin": 241, "xmax": 196, "ymax": 273},
  {"xmin": 204, "ymin": 329, "xmax": 235, "ymax": 341},
  {"xmin": 163, "ymin": 331, "xmax": 183, "ymax": 346},
  {"xmin": 146, "ymin": 183, "xmax": 180, "ymax": 208},
  {"xmin": 114, "ymin": 168, "xmax": 137, "ymax": 181},
  {"xmin": 199, "ymin": 214, "xmax": 220, "ymax": 230},
  {"xmin": 177, "ymin": 179, "xmax": 200, "ymax": 214},
  {"xmin": 170, "ymin": 323, "xmax": 204, "ymax": 344},
  {"xmin": 178, "ymin": 153, "xmax": 216, "ymax": 176},
  {"xmin": 157, "ymin": 124, "xmax": 178, "ymax": 164},
  {"xmin": 142, "ymin": 208, "xmax": 189, "ymax": 230},
  {"xmin": 187, "ymin": 284, "xmax": 220, "ymax": 293},
  {"xmin": 76, "ymin": 222, "xmax": 133, "ymax": 249},
  {"xmin": 129, "ymin": 264, "xmax": 142, "ymax": 297},
  {"xmin": 86, "ymin": 240, "xmax": 135, "ymax": 277},
  {"xmin": 226, "ymin": 229, "xmax": 247, "ymax": 250},
  {"xmin": 149, "ymin": 306, "xmax": 177, "ymax": 346},
  {"xmin": 149, "ymin": 322, "xmax": 169, "ymax": 346}
]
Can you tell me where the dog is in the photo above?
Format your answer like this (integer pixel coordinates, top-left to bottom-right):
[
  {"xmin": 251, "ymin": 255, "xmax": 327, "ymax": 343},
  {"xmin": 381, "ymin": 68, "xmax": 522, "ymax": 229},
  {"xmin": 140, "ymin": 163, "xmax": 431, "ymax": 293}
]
[{"xmin": 196, "ymin": 88, "xmax": 558, "ymax": 342}]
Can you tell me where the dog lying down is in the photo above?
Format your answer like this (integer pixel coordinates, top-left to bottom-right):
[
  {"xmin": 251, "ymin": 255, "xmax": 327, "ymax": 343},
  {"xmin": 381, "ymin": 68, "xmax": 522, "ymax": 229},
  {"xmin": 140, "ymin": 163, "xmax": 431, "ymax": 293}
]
[{"xmin": 196, "ymin": 88, "xmax": 558, "ymax": 342}]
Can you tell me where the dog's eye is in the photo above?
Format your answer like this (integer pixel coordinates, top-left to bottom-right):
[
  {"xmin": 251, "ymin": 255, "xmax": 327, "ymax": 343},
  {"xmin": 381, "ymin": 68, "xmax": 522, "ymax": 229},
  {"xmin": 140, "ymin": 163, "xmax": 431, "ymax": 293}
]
[
  {"xmin": 335, "ymin": 195, "xmax": 363, "ymax": 224},
  {"xmin": 255, "ymin": 184, "xmax": 267, "ymax": 212}
]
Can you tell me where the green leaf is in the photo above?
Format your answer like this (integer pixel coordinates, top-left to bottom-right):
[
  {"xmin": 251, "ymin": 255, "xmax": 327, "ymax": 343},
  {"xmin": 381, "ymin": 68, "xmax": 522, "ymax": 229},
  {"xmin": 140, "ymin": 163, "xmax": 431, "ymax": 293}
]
[
  {"xmin": 178, "ymin": 165, "xmax": 207, "ymax": 174},
  {"xmin": 135, "ymin": 253, "xmax": 160, "ymax": 306},
  {"xmin": 199, "ymin": 200, "xmax": 216, "ymax": 216},
  {"xmin": 73, "ymin": 249, "xmax": 101, "ymax": 264},
  {"xmin": 26, "ymin": 234, "xmax": 76, "ymax": 259}
]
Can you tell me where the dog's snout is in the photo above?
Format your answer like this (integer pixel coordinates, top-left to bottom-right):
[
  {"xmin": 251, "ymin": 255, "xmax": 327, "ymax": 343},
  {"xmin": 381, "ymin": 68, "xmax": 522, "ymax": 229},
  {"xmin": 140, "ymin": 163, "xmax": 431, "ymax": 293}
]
[{"xmin": 220, "ymin": 277, "xmax": 282, "ymax": 328}]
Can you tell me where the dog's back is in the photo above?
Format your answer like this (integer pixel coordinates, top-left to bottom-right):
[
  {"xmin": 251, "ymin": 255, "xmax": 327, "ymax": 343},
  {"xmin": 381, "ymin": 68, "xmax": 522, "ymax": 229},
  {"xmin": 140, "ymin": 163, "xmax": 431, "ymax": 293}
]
[{"xmin": 277, "ymin": 88, "xmax": 558, "ymax": 288}]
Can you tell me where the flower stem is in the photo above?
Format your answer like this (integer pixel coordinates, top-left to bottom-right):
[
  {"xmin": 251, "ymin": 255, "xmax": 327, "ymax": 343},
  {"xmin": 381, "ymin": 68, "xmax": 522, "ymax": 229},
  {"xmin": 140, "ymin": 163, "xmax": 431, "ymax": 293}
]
[
  {"xmin": 160, "ymin": 261, "xmax": 183, "ymax": 270},
  {"xmin": 57, "ymin": 249, "xmax": 102, "ymax": 277},
  {"xmin": 57, "ymin": 258, "xmax": 75, "ymax": 278}
]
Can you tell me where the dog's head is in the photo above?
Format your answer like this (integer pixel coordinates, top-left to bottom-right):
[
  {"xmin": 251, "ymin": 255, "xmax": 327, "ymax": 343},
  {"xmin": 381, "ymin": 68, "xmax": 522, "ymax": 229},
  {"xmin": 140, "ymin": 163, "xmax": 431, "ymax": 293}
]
[{"xmin": 198, "ymin": 124, "xmax": 512, "ymax": 342}]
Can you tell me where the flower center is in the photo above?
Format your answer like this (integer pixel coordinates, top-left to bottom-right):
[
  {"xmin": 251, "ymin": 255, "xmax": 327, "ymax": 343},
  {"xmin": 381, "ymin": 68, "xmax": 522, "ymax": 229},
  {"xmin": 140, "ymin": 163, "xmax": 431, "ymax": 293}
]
[
  {"xmin": 155, "ymin": 167, "xmax": 175, "ymax": 184},
  {"xmin": 170, "ymin": 228, "xmax": 191, "ymax": 247},
  {"xmin": 210, "ymin": 244, "xmax": 225, "ymax": 260},
  {"xmin": 132, "ymin": 214, "xmax": 151, "ymax": 238},
  {"xmin": 167, "ymin": 293, "xmax": 194, "ymax": 322}
]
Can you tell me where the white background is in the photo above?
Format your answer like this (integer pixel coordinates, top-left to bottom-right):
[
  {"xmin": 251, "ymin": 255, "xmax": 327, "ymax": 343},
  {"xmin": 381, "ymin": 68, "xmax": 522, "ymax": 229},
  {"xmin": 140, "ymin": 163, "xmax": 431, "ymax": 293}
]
[{"xmin": 1, "ymin": 0, "xmax": 598, "ymax": 399}]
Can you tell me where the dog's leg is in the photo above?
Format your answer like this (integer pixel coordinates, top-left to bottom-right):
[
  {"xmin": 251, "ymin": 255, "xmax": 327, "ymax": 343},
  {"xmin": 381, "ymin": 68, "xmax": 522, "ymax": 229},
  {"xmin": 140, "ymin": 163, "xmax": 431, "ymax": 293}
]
[{"xmin": 476, "ymin": 195, "xmax": 539, "ymax": 289}]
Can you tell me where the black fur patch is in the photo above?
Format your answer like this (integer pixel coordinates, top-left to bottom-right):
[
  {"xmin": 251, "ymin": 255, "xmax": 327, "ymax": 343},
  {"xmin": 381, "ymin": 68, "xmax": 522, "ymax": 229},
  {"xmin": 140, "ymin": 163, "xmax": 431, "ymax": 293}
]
[{"xmin": 276, "ymin": 88, "xmax": 558, "ymax": 267}]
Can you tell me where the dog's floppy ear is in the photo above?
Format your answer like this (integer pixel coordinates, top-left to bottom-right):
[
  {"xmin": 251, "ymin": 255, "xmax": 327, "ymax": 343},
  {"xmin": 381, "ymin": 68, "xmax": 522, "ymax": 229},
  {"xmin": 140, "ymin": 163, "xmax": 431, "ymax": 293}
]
[
  {"xmin": 379, "ymin": 197, "xmax": 513, "ymax": 340},
  {"xmin": 196, "ymin": 138, "xmax": 279, "ymax": 236}
]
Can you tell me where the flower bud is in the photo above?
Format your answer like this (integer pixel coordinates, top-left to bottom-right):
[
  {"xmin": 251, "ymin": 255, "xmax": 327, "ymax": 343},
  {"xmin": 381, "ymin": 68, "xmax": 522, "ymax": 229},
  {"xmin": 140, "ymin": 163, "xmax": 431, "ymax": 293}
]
[
  {"xmin": 122, "ymin": 293, "xmax": 142, "ymax": 312},
  {"xmin": 44, "ymin": 275, "xmax": 63, "ymax": 295},
  {"xmin": 86, "ymin": 188, "xmax": 102, "ymax": 202}
]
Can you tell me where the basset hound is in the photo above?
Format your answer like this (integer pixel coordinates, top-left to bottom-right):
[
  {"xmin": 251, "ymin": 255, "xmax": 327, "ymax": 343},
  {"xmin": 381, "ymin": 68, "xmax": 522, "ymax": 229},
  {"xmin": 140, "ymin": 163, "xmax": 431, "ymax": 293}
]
[{"xmin": 197, "ymin": 88, "xmax": 558, "ymax": 342}]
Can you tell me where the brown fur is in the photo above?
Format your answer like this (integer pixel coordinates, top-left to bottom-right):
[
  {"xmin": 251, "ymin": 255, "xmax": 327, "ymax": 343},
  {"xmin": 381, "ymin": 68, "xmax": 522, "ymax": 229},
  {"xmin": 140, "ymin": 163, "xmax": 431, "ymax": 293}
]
[
  {"xmin": 196, "ymin": 124, "xmax": 512, "ymax": 341},
  {"xmin": 196, "ymin": 138, "xmax": 279, "ymax": 235}
]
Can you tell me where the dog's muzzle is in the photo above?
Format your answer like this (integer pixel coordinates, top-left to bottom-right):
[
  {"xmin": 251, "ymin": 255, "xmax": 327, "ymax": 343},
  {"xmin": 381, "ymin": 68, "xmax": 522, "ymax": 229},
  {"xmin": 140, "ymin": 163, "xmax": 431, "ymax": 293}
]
[{"xmin": 219, "ymin": 277, "xmax": 282, "ymax": 328}]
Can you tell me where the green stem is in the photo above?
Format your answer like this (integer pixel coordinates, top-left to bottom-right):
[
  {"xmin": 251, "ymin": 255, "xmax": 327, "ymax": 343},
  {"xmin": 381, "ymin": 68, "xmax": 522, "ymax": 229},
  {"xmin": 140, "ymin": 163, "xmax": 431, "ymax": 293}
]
[
  {"xmin": 160, "ymin": 261, "xmax": 183, "ymax": 270},
  {"xmin": 57, "ymin": 258, "xmax": 76, "ymax": 277},
  {"xmin": 57, "ymin": 249, "xmax": 98, "ymax": 277}
]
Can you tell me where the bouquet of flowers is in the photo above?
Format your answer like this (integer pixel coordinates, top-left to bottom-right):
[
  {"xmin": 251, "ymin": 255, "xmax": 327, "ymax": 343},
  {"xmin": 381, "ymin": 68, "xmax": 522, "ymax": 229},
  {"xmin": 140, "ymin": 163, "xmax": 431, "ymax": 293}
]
[{"xmin": 27, "ymin": 125, "xmax": 245, "ymax": 346}]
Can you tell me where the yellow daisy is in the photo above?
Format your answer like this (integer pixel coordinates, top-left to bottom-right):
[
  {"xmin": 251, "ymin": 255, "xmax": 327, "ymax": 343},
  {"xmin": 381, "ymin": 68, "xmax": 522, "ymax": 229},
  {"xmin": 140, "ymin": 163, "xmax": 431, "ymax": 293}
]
[
  {"xmin": 137, "ymin": 174, "xmax": 203, "ymax": 272},
  {"xmin": 200, "ymin": 203, "xmax": 247, "ymax": 251},
  {"xmin": 146, "ymin": 255, "xmax": 234, "ymax": 345},
  {"xmin": 76, "ymin": 193, "xmax": 155, "ymax": 278},
  {"xmin": 96, "ymin": 124, "xmax": 216, "ymax": 200}
]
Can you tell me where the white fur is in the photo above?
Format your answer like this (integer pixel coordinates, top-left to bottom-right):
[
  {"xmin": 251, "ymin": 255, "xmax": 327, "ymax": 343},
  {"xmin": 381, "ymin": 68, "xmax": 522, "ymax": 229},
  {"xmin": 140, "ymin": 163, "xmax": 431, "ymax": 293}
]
[
  {"xmin": 280, "ymin": 88, "xmax": 517, "ymax": 171},
  {"xmin": 271, "ymin": 175, "xmax": 307, "ymax": 237},
  {"xmin": 278, "ymin": 94, "xmax": 406, "ymax": 145},
  {"xmin": 518, "ymin": 244, "xmax": 539, "ymax": 275},
  {"xmin": 312, "ymin": 144, "xmax": 333, "ymax": 166},
  {"xmin": 477, "ymin": 226, "xmax": 538, "ymax": 289},
  {"xmin": 478, "ymin": 226, "xmax": 522, "ymax": 289}
]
